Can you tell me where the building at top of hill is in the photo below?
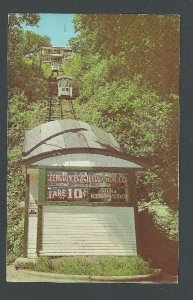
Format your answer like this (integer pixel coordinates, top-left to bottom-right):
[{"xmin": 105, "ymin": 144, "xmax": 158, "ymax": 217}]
[{"xmin": 41, "ymin": 46, "xmax": 73, "ymax": 71}]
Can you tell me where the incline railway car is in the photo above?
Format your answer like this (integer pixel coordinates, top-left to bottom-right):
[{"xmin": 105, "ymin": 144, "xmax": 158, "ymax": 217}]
[
  {"xmin": 57, "ymin": 76, "xmax": 73, "ymax": 99},
  {"xmin": 51, "ymin": 61, "xmax": 60, "ymax": 72}
]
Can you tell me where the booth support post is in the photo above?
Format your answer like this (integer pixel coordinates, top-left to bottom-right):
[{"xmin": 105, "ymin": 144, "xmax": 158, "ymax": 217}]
[
  {"xmin": 36, "ymin": 206, "xmax": 43, "ymax": 256},
  {"xmin": 36, "ymin": 169, "xmax": 46, "ymax": 256},
  {"xmin": 23, "ymin": 173, "xmax": 30, "ymax": 258},
  {"xmin": 128, "ymin": 171, "xmax": 140, "ymax": 255}
]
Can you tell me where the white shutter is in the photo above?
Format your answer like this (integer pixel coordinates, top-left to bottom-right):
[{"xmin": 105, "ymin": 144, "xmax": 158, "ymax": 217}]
[{"xmin": 40, "ymin": 206, "xmax": 137, "ymax": 256}]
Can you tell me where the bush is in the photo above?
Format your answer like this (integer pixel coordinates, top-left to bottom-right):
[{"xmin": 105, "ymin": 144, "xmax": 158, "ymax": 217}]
[
  {"xmin": 7, "ymin": 251, "xmax": 20, "ymax": 265},
  {"xmin": 33, "ymin": 257, "xmax": 54, "ymax": 273},
  {"xmin": 138, "ymin": 211, "xmax": 178, "ymax": 275},
  {"xmin": 7, "ymin": 89, "xmax": 47, "ymax": 263},
  {"xmin": 27, "ymin": 256, "xmax": 151, "ymax": 276}
]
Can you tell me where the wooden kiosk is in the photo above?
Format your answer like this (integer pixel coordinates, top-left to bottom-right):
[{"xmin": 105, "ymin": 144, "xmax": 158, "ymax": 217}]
[{"xmin": 22, "ymin": 119, "xmax": 143, "ymax": 258}]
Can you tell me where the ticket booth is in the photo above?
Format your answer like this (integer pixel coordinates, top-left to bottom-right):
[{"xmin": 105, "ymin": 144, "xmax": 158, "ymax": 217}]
[{"xmin": 22, "ymin": 119, "xmax": 144, "ymax": 258}]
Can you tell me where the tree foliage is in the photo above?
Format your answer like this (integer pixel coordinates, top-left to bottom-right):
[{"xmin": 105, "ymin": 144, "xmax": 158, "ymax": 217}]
[
  {"xmin": 7, "ymin": 13, "xmax": 179, "ymax": 264},
  {"xmin": 7, "ymin": 14, "xmax": 48, "ymax": 259},
  {"xmin": 8, "ymin": 90, "xmax": 46, "ymax": 256},
  {"xmin": 64, "ymin": 14, "xmax": 179, "ymax": 239},
  {"xmin": 70, "ymin": 14, "xmax": 179, "ymax": 97},
  {"xmin": 8, "ymin": 13, "xmax": 40, "ymax": 65},
  {"xmin": 8, "ymin": 13, "xmax": 51, "ymax": 101}
]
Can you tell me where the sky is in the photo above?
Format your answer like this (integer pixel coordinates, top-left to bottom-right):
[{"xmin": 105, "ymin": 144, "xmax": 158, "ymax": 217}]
[{"xmin": 22, "ymin": 14, "xmax": 77, "ymax": 46}]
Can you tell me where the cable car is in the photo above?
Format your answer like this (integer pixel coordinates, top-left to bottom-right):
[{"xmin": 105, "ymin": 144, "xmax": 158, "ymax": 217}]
[
  {"xmin": 51, "ymin": 61, "xmax": 60, "ymax": 72},
  {"xmin": 57, "ymin": 76, "xmax": 73, "ymax": 99}
]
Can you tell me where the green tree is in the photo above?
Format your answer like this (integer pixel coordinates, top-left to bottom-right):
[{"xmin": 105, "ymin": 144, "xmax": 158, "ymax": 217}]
[
  {"xmin": 8, "ymin": 13, "xmax": 40, "ymax": 65},
  {"xmin": 22, "ymin": 31, "xmax": 51, "ymax": 57},
  {"xmin": 7, "ymin": 90, "xmax": 46, "ymax": 259},
  {"xmin": 7, "ymin": 14, "xmax": 49, "ymax": 261},
  {"xmin": 70, "ymin": 14, "xmax": 179, "ymax": 97},
  {"xmin": 8, "ymin": 13, "xmax": 51, "ymax": 101},
  {"xmin": 66, "ymin": 14, "xmax": 179, "ymax": 239}
]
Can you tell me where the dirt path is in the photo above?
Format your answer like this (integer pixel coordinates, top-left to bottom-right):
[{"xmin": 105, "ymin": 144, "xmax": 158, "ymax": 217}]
[
  {"xmin": 6, "ymin": 265, "xmax": 116, "ymax": 283},
  {"xmin": 6, "ymin": 265, "xmax": 177, "ymax": 283},
  {"xmin": 6, "ymin": 265, "xmax": 80, "ymax": 283}
]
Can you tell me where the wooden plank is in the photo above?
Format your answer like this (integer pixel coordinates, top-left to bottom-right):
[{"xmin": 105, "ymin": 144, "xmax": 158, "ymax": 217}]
[
  {"xmin": 40, "ymin": 250, "xmax": 137, "ymax": 253},
  {"xmin": 43, "ymin": 206, "xmax": 134, "ymax": 213},
  {"xmin": 42, "ymin": 226, "xmax": 135, "ymax": 231},
  {"xmin": 41, "ymin": 239, "xmax": 136, "ymax": 243},
  {"xmin": 42, "ymin": 225, "xmax": 135, "ymax": 229},
  {"xmin": 42, "ymin": 233, "xmax": 135, "ymax": 237},
  {"xmin": 40, "ymin": 248, "xmax": 137, "ymax": 252},
  {"xmin": 41, "ymin": 244, "xmax": 136, "ymax": 248},
  {"xmin": 42, "ymin": 240, "xmax": 136, "ymax": 244},
  {"xmin": 39, "ymin": 251, "xmax": 136, "ymax": 255},
  {"xmin": 44, "ymin": 224, "xmax": 134, "ymax": 228},
  {"xmin": 41, "ymin": 240, "xmax": 137, "ymax": 244},
  {"xmin": 42, "ymin": 215, "xmax": 134, "ymax": 219},
  {"xmin": 42, "ymin": 221, "xmax": 134, "ymax": 225},
  {"xmin": 42, "ymin": 245, "xmax": 136, "ymax": 249},
  {"xmin": 43, "ymin": 222, "xmax": 135, "ymax": 226},
  {"xmin": 41, "ymin": 238, "xmax": 136, "ymax": 242}
]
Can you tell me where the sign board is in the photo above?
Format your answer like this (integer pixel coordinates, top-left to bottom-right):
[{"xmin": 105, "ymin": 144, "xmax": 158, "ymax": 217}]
[{"xmin": 46, "ymin": 170, "xmax": 129, "ymax": 203}]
